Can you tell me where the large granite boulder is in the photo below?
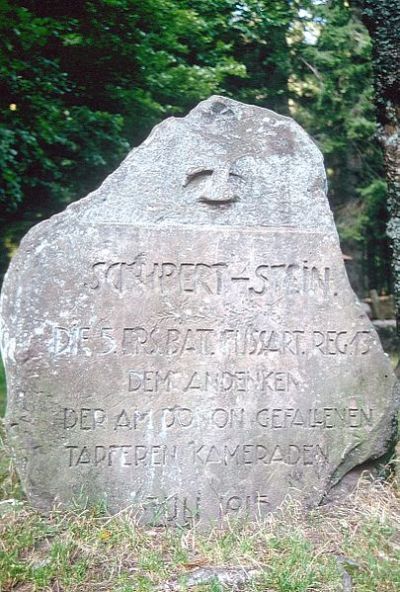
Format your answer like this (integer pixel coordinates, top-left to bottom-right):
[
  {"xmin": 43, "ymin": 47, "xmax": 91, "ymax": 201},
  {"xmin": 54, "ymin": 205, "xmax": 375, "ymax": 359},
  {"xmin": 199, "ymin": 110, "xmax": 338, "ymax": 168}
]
[{"xmin": 1, "ymin": 96, "xmax": 398, "ymax": 524}]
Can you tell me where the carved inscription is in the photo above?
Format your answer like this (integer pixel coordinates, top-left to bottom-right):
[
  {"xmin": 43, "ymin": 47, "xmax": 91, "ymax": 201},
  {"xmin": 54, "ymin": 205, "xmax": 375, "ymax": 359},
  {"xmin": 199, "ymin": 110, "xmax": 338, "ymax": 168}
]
[
  {"xmin": 219, "ymin": 493, "xmax": 270, "ymax": 518},
  {"xmin": 63, "ymin": 406, "xmax": 375, "ymax": 433},
  {"xmin": 51, "ymin": 326, "xmax": 373, "ymax": 357},
  {"xmin": 127, "ymin": 369, "xmax": 301, "ymax": 394},
  {"xmin": 45, "ymin": 236, "xmax": 374, "ymax": 523},
  {"xmin": 142, "ymin": 492, "xmax": 202, "ymax": 524},
  {"xmin": 64, "ymin": 442, "xmax": 329, "ymax": 467},
  {"xmin": 65, "ymin": 443, "xmax": 178, "ymax": 467},
  {"xmin": 85, "ymin": 258, "xmax": 331, "ymax": 299},
  {"xmin": 136, "ymin": 491, "xmax": 272, "ymax": 523},
  {"xmin": 136, "ymin": 491, "xmax": 271, "ymax": 524}
]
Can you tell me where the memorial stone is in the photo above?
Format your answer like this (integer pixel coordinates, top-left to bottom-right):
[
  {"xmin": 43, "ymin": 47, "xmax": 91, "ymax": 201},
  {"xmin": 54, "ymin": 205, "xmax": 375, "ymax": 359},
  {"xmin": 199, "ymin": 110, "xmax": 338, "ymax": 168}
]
[{"xmin": 1, "ymin": 96, "xmax": 398, "ymax": 524}]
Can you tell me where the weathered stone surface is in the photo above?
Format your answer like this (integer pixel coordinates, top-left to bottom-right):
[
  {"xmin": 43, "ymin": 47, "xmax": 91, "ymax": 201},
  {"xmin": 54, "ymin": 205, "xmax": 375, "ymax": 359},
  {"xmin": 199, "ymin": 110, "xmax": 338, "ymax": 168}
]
[{"xmin": 0, "ymin": 96, "xmax": 398, "ymax": 524}]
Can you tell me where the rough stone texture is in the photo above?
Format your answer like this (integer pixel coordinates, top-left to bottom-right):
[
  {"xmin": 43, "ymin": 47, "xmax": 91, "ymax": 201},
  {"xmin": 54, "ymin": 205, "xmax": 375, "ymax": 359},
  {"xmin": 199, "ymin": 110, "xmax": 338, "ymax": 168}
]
[{"xmin": 1, "ymin": 96, "xmax": 398, "ymax": 525}]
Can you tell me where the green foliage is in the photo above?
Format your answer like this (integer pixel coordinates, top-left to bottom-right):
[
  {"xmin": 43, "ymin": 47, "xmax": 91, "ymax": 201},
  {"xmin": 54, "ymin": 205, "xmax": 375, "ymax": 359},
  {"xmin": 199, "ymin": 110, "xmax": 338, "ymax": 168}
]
[
  {"xmin": 185, "ymin": 0, "xmax": 295, "ymax": 111},
  {"xmin": 355, "ymin": 0, "xmax": 400, "ymax": 126},
  {"xmin": 359, "ymin": 179, "xmax": 391, "ymax": 289},
  {"xmin": 292, "ymin": 2, "xmax": 377, "ymax": 198},
  {"xmin": 0, "ymin": 0, "xmax": 247, "ymax": 221},
  {"xmin": 0, "ymin": 1, "xmax": 130, "ymax": 219},
  {"xmin": 291, "ymin": 0, "xmax": 391, "ymax": 291}
]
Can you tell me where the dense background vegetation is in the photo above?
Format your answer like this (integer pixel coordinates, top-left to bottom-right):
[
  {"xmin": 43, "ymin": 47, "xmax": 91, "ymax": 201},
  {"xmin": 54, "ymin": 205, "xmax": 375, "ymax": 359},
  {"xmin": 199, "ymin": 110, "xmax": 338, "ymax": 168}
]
[{"xmin": 0, "ymin": 0, "xmax": 392, "ymax": 295}]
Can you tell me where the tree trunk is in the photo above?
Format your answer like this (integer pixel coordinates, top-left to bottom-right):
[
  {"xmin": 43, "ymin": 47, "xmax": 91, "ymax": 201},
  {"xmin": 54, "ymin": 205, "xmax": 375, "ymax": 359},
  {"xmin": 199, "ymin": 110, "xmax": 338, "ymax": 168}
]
[{"xmin": 353, "ymin": 1, "xmax": 400, "ymax": 348}]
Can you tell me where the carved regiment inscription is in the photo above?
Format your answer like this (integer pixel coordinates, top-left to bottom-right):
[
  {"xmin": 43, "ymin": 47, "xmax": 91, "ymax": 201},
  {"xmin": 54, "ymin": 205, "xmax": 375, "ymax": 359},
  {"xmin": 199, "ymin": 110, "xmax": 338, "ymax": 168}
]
[
  {"xmin": 1, "ymin": 96, "xmax": 397, "ymax": 524},
  {"xmin": 3, "ymin": 224, "xmax": 395, "ymax": 523},
  {"xmin": 51, "ymin": 325, "xmax": 373, "ymax": 357}
]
